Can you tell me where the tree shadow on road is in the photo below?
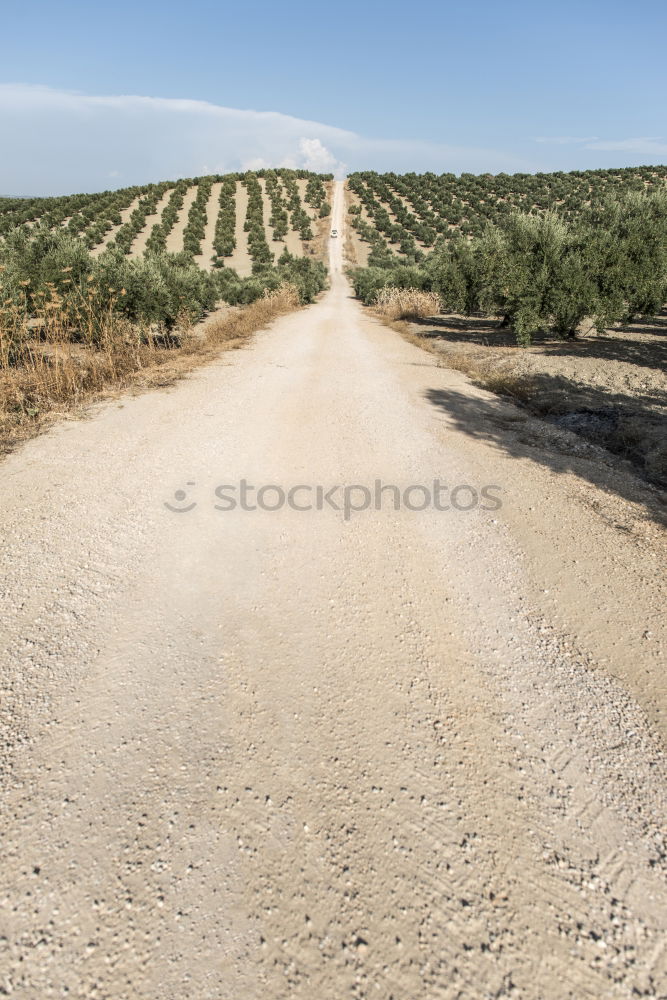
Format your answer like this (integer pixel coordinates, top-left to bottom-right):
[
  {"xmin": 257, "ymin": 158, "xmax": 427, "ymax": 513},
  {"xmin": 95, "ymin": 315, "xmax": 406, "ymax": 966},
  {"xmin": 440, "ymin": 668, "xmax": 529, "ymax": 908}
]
[{"xmin": 424, "ymin": 382, "xmax": 667, "ymax": 528}]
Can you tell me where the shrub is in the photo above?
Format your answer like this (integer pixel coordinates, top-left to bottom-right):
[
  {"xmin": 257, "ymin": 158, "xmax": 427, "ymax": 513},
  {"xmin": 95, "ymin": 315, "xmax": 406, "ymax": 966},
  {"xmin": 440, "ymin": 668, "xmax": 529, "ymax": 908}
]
[{"xmin": 350, "ymin": 184, "xmax": 667, "ymax": 346}]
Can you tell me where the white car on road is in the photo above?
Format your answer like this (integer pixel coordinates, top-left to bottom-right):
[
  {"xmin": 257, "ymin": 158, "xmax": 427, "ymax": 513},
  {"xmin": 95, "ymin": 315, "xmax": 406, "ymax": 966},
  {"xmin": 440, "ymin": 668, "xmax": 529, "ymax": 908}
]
[{"xmin": 330, "ymin": 229, "xmax": 338, "ymax": 238}]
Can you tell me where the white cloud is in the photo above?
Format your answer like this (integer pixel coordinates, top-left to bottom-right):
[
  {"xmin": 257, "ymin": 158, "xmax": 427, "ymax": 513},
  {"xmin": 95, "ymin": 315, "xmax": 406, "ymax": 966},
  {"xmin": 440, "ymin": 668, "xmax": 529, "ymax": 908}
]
[
  {"xmin": 535, "ymin": 136, "xmax": 600, "ymax": 145},
  {"xmin": 297, "ymin": 138, "xmax": 346, "ymax": 176},
  {"xmin": 242, "ymin": 156, "xmax": 271, "ymax": 171},
  {"xmin": 584, "ymin": 137, "xmax": 667, "ymax": 155},
  {"xmin": 0, "ymin": 83, "xmax": 533, "ymax": 195},
  {"xmin": 535, "ymin": 135, "xmax": 667, "ymax": 156}
]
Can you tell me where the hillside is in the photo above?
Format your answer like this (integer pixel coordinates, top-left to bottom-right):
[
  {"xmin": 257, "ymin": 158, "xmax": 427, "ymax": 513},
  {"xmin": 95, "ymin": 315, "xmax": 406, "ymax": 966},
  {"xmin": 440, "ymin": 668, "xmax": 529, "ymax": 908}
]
[
  {"xmin": 0, "ymin": 169, "xmax": 334, "ymax": 275},
  {"xmin": 346, "ymin": 165, "xmax": 667, "ymax": 266},
  {"xmin": 5, "ymin": 165, "xmax": 667, "ymax": 275}
]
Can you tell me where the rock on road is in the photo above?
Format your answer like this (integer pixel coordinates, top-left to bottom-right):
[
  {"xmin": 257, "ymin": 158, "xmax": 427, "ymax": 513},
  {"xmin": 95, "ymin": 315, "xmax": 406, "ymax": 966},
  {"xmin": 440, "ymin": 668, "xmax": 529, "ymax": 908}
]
[{"xmin": 1, "ymin": 183, "xmax": 666, "ymax": 999}]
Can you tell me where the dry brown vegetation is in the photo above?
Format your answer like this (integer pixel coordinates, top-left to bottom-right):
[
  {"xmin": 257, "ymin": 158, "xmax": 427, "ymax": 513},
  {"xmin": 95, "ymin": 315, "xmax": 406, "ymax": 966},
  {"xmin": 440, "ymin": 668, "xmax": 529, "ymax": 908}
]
[
  {"xmin": 0, "ymin": 283, "xmax": 301, "ymax": 456},
  {"xmin": 374, "ymin": 287, "xmax": 441, "ymax": 320}
]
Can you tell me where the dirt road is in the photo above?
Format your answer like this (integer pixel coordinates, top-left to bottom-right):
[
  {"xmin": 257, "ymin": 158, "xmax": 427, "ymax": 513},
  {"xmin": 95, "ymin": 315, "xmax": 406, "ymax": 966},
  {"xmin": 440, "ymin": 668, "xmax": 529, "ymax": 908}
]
[{"xmin": 1, "ymin": 183, "xmax": 666, "ymax": 999}]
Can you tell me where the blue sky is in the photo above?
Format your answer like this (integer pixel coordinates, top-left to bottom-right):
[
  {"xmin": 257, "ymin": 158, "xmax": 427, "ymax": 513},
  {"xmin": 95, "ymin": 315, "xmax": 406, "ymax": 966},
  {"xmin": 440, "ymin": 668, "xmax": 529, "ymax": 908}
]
[{"xmin": 2, "ymin": 0, "xmax": 666, "ymax": 193}]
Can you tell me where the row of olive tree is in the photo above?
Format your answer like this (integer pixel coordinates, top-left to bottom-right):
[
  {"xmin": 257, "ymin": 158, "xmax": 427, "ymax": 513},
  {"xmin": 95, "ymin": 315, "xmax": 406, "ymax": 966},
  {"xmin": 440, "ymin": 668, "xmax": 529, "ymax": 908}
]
[
  {"xmin": 281, "ymin": 175, "xmax": 314, "ymax": 241},
  {"xmin": 145, "ymin": 181, "xmax": 190, "ymax": 253},
  {"xmin": 348, "ymin": 166, "xmax": 667, "ymax": 244},
  {"xmin": 106, "ymin": 184, "xmax": 173, "ymax": 255},
  {"xmin": 262, "ymin": 172, "xmax": 288, "ymax": 242},
  {"xmin": 244, "ymin": 175, "xmax": 275, "ymax": 271},
  {"xmin": 212, "ymin": 176, "xmax": 238, "ymax": 264},
  {"xmin": 351, "ymin": 192, "xmax": 667, "ymax": 345}
]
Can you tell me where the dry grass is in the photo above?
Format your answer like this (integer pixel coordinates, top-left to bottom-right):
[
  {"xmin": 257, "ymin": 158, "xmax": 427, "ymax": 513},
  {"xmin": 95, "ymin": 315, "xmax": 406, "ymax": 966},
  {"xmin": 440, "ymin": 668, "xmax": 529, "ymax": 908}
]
[
  {"xmin": 374, "ymin": 287, "xmax": 441, "ymax": 321},
  {"xmin": 203, "ymin": 283, "xmax": 300, "ymax": 347},
  {"xmin": 431, "ymin": 341, "xmax": 533, "ymax": 401},
  {"xmin": 0, "ymin": 283, "xmax": 302, "ymax": 457},
  {"xmin": 376, "ymin": 312, "xmax": 529, "ymax": 395}
]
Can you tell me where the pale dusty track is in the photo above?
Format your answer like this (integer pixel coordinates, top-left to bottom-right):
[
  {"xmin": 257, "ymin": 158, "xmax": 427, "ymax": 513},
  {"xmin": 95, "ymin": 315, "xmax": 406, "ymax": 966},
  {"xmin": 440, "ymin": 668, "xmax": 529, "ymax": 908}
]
[{"xmin": 0, "ymin": 183, "xmax": 666, "ymax": 999}]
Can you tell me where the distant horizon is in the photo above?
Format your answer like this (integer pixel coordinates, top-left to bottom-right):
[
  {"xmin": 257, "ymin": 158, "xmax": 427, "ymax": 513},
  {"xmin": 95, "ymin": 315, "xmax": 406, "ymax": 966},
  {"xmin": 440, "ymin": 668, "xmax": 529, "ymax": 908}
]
[{"xmin": 2, "ymin": 159, "xmax": 666, "ymax": 202}]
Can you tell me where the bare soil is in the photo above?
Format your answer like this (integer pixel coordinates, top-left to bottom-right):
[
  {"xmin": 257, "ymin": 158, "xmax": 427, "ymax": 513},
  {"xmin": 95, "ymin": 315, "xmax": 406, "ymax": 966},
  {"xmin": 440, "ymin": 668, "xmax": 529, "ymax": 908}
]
[
  {"xmin": 226, "ymin": 180, "xmax": 252, "ymax": 277},
  {"xmin": 405, "ymin": 312, "xmax": 667, "ymax": 487}
]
